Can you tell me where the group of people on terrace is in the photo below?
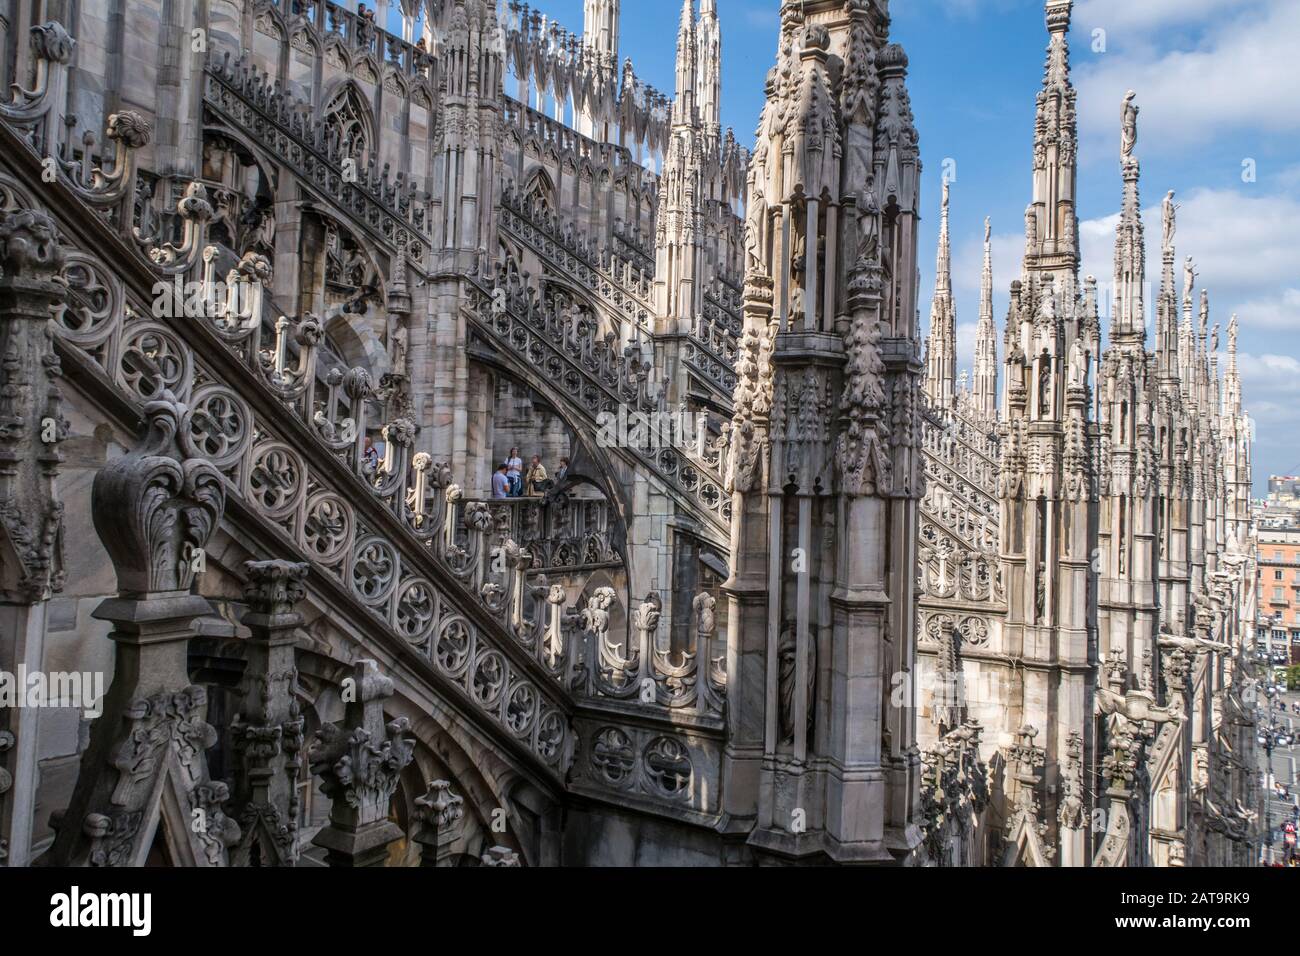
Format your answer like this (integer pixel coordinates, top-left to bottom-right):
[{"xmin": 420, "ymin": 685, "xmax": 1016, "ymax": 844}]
[{"xmin": 493, "ymin": 448, "xmax": 569, "ymax": 499}]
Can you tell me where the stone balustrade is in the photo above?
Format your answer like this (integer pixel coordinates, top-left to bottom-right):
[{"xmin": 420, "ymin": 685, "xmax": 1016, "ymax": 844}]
[{"xmin": 0, "ymin": 17, "xmax": 735, "ymax": 836}]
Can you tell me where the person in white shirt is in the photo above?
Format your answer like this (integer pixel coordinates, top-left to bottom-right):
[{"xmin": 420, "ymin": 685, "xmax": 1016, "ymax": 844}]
[{"xmin": 506, "ymin": 447, "xmax": 523, "ymax": 496}]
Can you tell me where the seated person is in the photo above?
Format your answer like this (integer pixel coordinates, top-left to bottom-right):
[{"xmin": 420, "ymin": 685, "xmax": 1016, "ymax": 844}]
[{"xmin": 491, "ymin": 462, "xmax": 511, "ymax": 500}]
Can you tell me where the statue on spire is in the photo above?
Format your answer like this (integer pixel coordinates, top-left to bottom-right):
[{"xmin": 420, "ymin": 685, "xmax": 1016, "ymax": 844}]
[
  {"xmin": 1120, "ymin": 90, "xmax": 1138, "ymax": 162},
  {"xmin": 1161, "ymin": 189, "xmax": 1178, "ymax": 252},
  {"xmin": 1183, "ymin": 256, "xmax": 1196, "ymax": 305}
]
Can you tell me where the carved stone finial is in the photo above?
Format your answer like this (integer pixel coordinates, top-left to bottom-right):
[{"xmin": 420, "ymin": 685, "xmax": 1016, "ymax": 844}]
[
  {"xmin": 47, "ymin": 389, "xmax": 235, "ymax": 866},
  {"xmin": 1058, "ymin": 730, "xmax": 1085, "ymax": 831},
  {"xmin": 412, "ymin": 778, "xmax": 466, "ymax": 866},
  {"xmin": 692, "ymin": 592, "xmax": 716, "ymax": 637},
  {"xmin": 416, "ymin": 779, "xmax": 465, "ymax": 830},
  {"xmin": 29, "ymin": 21, "xmax": 74, "ymax": 63},
  {"xmin": 0, "ymin": 208, "xmax": 66, "ymax": 281},
  {"xmin": 481, "ymin": 845, "xmax": 521, "ymax": 866},
  {"xmin": 242, "ymin": 559, "xmax": 309, "ymax": 621},
  {"xmin": 227, "ymin": 559, "xmax": 307, "ymax": 867},
  {"xmin": 309, "ymin": 659, "xmax": 415, "ymax": 866},
  {"xmin": 91, "ymin": 392, "xmax": 225, "ymax": 595},
  {"xmin": 105, "ymin": 110, "xmax": 152, "ymax": 149}
]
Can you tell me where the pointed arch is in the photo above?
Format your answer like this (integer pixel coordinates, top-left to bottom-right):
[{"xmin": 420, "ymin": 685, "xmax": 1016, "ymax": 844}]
[
  {"xmin": 321, "ymin": 80, "xmax": 376, "ymax": 164},
  {"xmin": 522, "ymin": 166, "xmax": 556, "ymax": 215}
]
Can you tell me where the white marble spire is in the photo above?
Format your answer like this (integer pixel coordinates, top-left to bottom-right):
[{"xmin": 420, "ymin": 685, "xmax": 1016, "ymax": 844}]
[
  {"xmin": 583, "ymin": 0, "xmax": 620, "ymax": 59},
  {"xmin": 1023, "ymin": 0, "xmax": 1078, "ymax": 283},
  {"xmin": 1224, "ymin": 313, "xmax": 1242, "ymax": 415},
  {"xmin": 973, "ymin": 216, "xmax": 998, "ymax": 419},
  {"xmin": 1156, "ymin": 191, "xmax": 1180, "ymax": 380},
  {"xmin": 674, "ymin": 0, "xmax": 697, "ymax": 126},
  {"xmin": 696, "ymin": 0, "xmax": 721, "ymax": 138},
  {"xmin": 925, "ymin": 180, "xmax": 956, "ymax": 410},
  {"xmin": 1112, "ymin": 90, "xmax": 1146, "ymax": 343}
]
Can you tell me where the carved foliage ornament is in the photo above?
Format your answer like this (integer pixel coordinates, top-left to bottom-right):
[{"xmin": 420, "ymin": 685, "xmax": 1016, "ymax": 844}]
[
  {"xmin": 0, "ymin": 208, "xmax": 69, "ymax": 601},
  {"xmin": 91, "ymin": 392, "xmax": 225, "ymax": 594}
]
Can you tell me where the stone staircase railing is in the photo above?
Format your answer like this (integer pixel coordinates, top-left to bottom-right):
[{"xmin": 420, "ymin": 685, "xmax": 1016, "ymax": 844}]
[
  {"xmin": 203, "ymin": 52, "xmax": 432, "ymax": 261},
  {"xmin": 0, "ymin": 93, "xmax": 573, "ymax": 782},
  {"xmin": 917, "ymin": 515, "xmax": 1005, "ymax": 608},
  {"xmin": 682, "ymin": 332, "xmax": 738, "ymax": 402},
  {"xmin": 455, "ymin": 495, "xmax": 623, "ymax": 576},
  {"xmin": 499, "ymin": 184, "xmax": 656, "ymax": 335},
  {"xmin": 465, "ymin": 268, "xmax": 731, "ymax": 541},
  {"xmin": 920, "ymin": 440, "xmax": 999, "ymax": 542},
  {"xmin": 501, "ymin": 2, "xmax": 671, "ymax": 158},
  {"xmin": 922, "ymin": 405, "xmax": 1001, "ymax": 495},
  {"xmin": 1, "ymin": 21, "xmax": 730, "ymax": 821},
  {"xmin": 916, "ymin": 409, "xmax": 1003, "ymax": 610},
  {"xmin": 702, "ymin": 286, "xmax": 742, "ymax": 340},
  {"xmin": 314, "ymin": 0, "xmax": 437, "ymax": 79},
  {"xmin": 500, "ymin": 95, "xmax": 646, "ymax": 185},
  {"xmin": 499, "ymin": 183, "xmax": 740, "ymax": 405}
]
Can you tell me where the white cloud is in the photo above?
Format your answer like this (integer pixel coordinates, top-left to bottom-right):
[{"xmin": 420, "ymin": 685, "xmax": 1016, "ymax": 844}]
[
  {"xmin": 1073, "ymin": 0, "xmax": 1300, "ymax": 149},
  {"xmin": 1227, "ymin": 288, "xmax": 1300, "ymax": 331},
  {"xmin": 937, "ymin": 184, "xmax": 1300, "ymax": 403},
  {"xmin": 1235, "ymin": 353, "xmax": 1300, "ymax": 478},
  {"xmin": 1074, "ymin": 0, "xmax": 1262, "ymax": 33},
  {"xmin": 1074, "ymin": 186, "xmax": 1300, "ymax": 334}
]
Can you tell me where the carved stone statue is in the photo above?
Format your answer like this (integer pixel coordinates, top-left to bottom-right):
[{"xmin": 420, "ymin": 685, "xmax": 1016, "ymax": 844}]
[
  {"xmin": 1067, "ymin": 338, "xmax": 1087, "ymax": 389},
  {"xmin": 745, "ymin": 175, "xmax": 766, "ymax": 272},
  {"xmin": 777, "ymin": 623, "xmax": 816, "ymax": 744},
  {"xmin": 1035, "ymin": 561, "xmax": 1047, "ymax": 620},
  {"xmin": 1161, "ymin": 190, "xmax": 1177, "ymax": 251},
  {"xmin": 1120, "ymin": 90, "xmax": 1138, "ymax": 161},
  {"xmin": 389, "ymin": 319, "xmax": 408, "ymax": 375},
  {"xmin": 856, "ymin": 177, "xmax": 881, "ymax": 265},
  {"xmin": 1038, "ymin": 352, "xmax": 1052, "ymax": 416},
  {"xmin": 1007, "ymin": 339, "xmax": 1026, "ymax": 392}
]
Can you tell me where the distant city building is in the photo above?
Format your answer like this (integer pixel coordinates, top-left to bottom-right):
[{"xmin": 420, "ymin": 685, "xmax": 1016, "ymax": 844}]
[
  {"xmin": 1258, "ymin": 527, "xmax": 1300, "ymax": 666},
  {"xmin": 1255, "ymin": 475, "xmax": 1300, "ymax": 529}
]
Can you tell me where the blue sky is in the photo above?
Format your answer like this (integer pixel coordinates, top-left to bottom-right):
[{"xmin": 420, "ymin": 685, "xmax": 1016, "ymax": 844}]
[{"xmin": 425, "ymin": 0, "xmax": 1300, "ymax": 493}]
